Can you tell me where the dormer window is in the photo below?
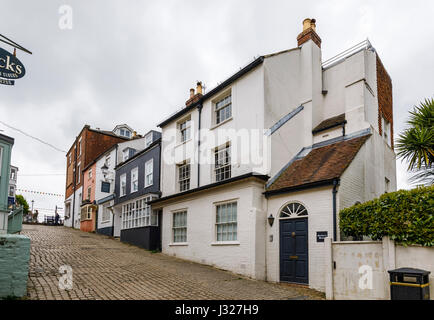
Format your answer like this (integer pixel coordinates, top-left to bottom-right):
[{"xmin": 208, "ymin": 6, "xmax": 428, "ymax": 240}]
[
  {"xmin": 122, "ymin": 147, "xmax": 136, "ymax": 162},
  {"xmin": 145, "ymin": 132, "xmax": 153, "ymax": 148}
]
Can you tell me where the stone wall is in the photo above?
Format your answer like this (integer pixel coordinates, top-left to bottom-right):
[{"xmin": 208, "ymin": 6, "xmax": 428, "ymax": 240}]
[{"xmin": 0, "ymin": 234, "xmax": 30, "ymax": 298}]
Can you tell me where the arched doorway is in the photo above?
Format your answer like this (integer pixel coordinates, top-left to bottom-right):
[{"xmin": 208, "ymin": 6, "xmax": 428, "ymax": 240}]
[{"xmin": 279, "ymin": 202, "xmax": 308, "ymax": 284}]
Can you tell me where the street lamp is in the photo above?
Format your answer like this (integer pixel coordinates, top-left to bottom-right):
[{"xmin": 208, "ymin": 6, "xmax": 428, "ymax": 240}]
[
  {"xmin": 268, "ymin": 214, "xmax": 275, "ymax": 227},
  {"xmin": 101, "ymin": 163, "xmax": 109, "ymax": 179}
]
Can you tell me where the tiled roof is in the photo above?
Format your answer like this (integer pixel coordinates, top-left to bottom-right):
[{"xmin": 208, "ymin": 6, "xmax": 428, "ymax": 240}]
[
  {"xmin": 312, "ymin": 113, "xmax": 346, "ymax": 134},
  {"xmin": 266, "ymin": 134, "xmax": 370, "ymax": 194}
]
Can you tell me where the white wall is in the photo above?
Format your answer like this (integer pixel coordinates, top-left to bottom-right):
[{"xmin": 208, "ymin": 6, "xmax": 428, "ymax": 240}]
[
  {"xmin": 266, "ymin": 186, "xmax": 334, "ymax": 291},
  {"xmin": 326, "ymin": 237, "xmax": 434, "ymax": 300},
  {"xmin": 63, "ymin": 194, "xmax": 73, "ymax": 228},
  {"xmin": 161, "ymin": 179, "xmax": 266, "ymax": 280}
]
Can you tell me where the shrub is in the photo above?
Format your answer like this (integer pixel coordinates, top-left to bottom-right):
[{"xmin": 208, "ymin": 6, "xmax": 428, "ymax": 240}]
[{"xmin": 339, "ymin": 186, "xmax": 434, "ymax": 246}]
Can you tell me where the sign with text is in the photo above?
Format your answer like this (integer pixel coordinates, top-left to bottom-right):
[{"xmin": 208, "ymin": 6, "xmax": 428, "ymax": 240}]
[
  {"xmin": 0, "ymin": 47, "xmax": 26, "ymax": 80},
  {"xmin": 0, "ymin": 78, "xmax": 14, "ymax": 85},
  {"xmin": 316, "ymin": 231, "xmax": 328, "ymax": 242}
]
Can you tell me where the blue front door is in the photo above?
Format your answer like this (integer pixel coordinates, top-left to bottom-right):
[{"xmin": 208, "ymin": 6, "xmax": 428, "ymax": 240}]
[{"xmin": 279, "ymin": 218, "xmax": 308, "ymax": 284}]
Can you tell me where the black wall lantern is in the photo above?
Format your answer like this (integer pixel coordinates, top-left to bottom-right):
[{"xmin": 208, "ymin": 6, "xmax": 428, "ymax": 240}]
[{"xmin": 268, "ymin": 214, "xmax": 275, "ymax": 227}]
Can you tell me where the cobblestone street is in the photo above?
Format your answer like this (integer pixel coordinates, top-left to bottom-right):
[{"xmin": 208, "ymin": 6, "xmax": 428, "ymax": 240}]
[{"xmin": 22, "ymin": 224, "xmax": 324, "ymax": 300}]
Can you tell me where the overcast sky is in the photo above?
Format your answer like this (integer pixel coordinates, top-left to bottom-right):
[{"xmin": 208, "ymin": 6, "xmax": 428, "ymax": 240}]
[{"xmin": 1, "ymin": 0, "xmax": 433, "ymax": 219}]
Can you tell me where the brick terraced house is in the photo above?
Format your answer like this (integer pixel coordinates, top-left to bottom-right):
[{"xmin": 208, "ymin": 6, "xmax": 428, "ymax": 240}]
[{"xmin": 149, "ymin": 18, "xmax": 396, "ymax": 291}]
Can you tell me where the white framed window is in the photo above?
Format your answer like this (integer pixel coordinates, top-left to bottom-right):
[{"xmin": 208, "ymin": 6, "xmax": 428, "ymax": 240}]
[
  {"xmin": 105, "ymin": 155, "xmax": 111, "ymax": 167},
  {"xmin": 145, "ymin": 159, "xmax": 153, "ymax": 187},
  {"xmin": 122, "ymin": 149, "xmax": 129, "ymax": 162},
  {"xmin": 178, "ymin": 162, "xmax": 190, "ymax": 192},
  {"xmin": 216, "ymin": 202, "xmax": 237, "ymax": 241},
  {"xmin": 215, "ymin": 94, "xmax": 232, "ymax": 124},
  {"xmin": 382, "ymin": 117, "xmax": 391, "ymax": 146},
  {"xmin": 121, "ymin": 195, "xmax": 158, "ymax": 229},
  {"xmin": 101, "ymin": 205, "xmax": 111, "ymax": 222},
  {"xmin": 120, "ymin": 173, "xmax": 127, "ymax": 197},
  {"xmin": 68, "ymin": 153, "xmax": 72, "ymax": 165},
  {"xmin": 179, "ymin": 118, "xmax": 191, "ymax": 143},
  {"xmin": 80, "ymin": 206, "xmax": 92, "ymax": 221},
  {"xmin": 88, "ymin": 168, "xmax": 92, "ymax": 179},
  {"xmin": 87, "ymin": 186, "xmax": 91, "ymax": 200},
  {"xmin": 173, "ymin": 211, "xmax": 187, "ymax": 243},
  {"xmin": 77, "ymin": 163, "xmax": 81, "ymax": 183},
  {"xmin": 8, "ymin": 185, "xmax": 15, "ymax": 197},
  {"xmin": 78, "ymin": 137, "xmax": 82, "ymax": 156},
  {"xmin": 145, "ymin": 132, "xmax": 153, "ymax": 148},
  {"xmin": 131, "ymin": 167, "xmax": 139, "ymax": 193},
  {"xmin": 214, "ymin": 143, "xmax": 231, "ymax": 182},
  {"xmin": 10, "ymin": 167, "xmax": 17, "ymax": 180}
]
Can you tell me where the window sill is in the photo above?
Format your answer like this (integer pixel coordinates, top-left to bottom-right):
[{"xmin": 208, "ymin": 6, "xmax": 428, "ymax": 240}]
[
  {"xmin": 211, "ymin": 241, "xmax": 240, "ymax": 246},
  {"xmin": 175, "ymin": 138, "xmax": 192, "ymax": 148},
  {"xmin": 210, "ymin": 117, "xmax": 233, "ymax": 130},
  {"xmin": 169, "ymin": 242, "xmax": 188, "ymax": 246}
]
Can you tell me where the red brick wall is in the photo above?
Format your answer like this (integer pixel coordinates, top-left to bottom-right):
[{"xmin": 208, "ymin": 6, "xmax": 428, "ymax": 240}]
[{"xmin": 376, "ymin": 55, "xmax": 394, "ymax": 149}]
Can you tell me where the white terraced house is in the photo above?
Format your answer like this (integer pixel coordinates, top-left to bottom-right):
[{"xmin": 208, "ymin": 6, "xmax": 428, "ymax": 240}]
[{"xmin": 150, "ymin": 18, "xmax": 396, "ymax": 292}]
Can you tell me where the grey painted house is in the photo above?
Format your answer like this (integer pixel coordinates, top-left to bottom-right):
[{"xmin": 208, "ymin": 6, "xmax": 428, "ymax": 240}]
[{"xmin": 113, "ymin": 131, "xmax": 162, "ymax": 250}]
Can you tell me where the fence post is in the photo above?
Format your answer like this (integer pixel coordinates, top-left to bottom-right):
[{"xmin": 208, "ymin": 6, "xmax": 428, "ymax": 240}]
[{"xmin": 325, "ymin": 237, "xmax": 334, "ymax": 300}]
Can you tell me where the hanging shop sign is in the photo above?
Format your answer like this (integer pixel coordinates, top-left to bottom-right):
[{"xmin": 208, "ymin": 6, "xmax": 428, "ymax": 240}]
[{"xmin": 0, "ymin": 47, "xmax": 26, "ymax": 80}]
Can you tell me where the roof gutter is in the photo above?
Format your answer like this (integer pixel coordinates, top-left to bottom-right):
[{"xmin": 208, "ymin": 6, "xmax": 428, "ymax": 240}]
[
  {"xmin": 150, "ymin": 173, "xmax": 269, "ymax": 206},
  {"xmin": 264, "ymin": 178, "xmax": 336, "ymax": 198},
  {"xmin": 157, "ymin": 56, "xmax": 265, "ymax": 128}
]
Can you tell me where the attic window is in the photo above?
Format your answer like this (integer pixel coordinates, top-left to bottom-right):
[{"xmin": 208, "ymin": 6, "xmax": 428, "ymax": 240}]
[{"xmin": 145, "ymin": 132, "xmax": 153, "ymax": 148}]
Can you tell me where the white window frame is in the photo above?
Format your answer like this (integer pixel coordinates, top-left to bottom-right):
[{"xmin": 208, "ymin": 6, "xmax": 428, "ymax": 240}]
[
  {"xmin": 101, "ymin": 204, "xmax": 111, "ymax": 222},
  {"xmin": 145, "ymin": 159, "xmax": 153, "ymax": 187},
  {"xmin": 215, "ymin": 201, "xmax": 237, "ymax": 242},
  {"xmin": 214, "ymin": 143, "xmax": 231, "ymax": 182},
  {"xmin": 87, "ymin": 186, "xmax": 91, "ymax": 200},
  {"xmin": 78, "ymin": 137, "xmax": 82, "ymax": 156},
  {"xmin": 77, "ymin": 163, "xmax": 81, "ymax": 184},
  {"xmin": 88, "ymin": 168, "xmax": 92, "ymax": 179},
  {"xmin": 105, "ymin": 155, "xmax": 111, "ymax": 168},
  {"xmin": 9, "ymin": 185, "xmax": 15, "ymax": 197},
  {"xmin": 383, "ymin": 117, "xmax": 391, "ymax": 146},
  {"xmin": 120, "ymin": 173, "xmax": 127, "ymax": 197},
  {"xmin": 122, "ymin": 149, "xmax": 129, "ymax": 162},
  {"xmin": 10, "ymin": 167, "xmax": 17, "ymax": 180},
  {"xmin": 131, "ymin": 167, "xmax": 139, "ymax": 193},
  {"xmin": 121, "ymin": 195, "xmax": 158, "ymax": 229},
  {"xmin": 172, "ymin": 211, "xmax": 187, "ymax": 243},
  {"xmin": 178, "ymin": 162, "xmax": 190, "ymax": 192},
  {"xmin": 215, "ymin": 94, "xmax": 232, "ymax": 125},
  {"xmin": 179, "ymin": 118, "xmax": 191, "ymax": 143},
  {"xmin": 145, "ymin": 132, "xmax": 153, "ymax": 148}
]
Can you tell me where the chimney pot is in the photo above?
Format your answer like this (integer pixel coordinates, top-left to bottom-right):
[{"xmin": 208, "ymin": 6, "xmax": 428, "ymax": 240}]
[
  {"xmin": 190, "ymin": 88, "xmax": 195, "ymax": 98},
  {"xmin": 298, "ymin": 18, "xmax": 321, "ymax": 48},
  {"xmin": 302, "ymin": 18, "xmax": 312, "ymax": 31},
  {"xmin": 196, "ymin": 81, "xmax": 203, "ymax": 95}
]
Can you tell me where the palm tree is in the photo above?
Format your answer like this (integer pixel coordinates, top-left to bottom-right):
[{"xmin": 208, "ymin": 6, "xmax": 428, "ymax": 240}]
[{"xmin": 396, "ymin": 98, "xmax": 434, "ymax": 185}]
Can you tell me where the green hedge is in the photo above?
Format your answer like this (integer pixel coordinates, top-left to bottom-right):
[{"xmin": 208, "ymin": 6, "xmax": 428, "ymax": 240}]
[{"xmin": 339, "ymin": 186, "xmax": 434, "ymax": 246}]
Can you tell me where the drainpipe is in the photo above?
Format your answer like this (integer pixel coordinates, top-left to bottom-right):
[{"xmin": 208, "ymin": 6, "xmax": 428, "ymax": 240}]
[
  {"xmin": 71, "ymin": 136, "xmax": 78, "ymax": 229},
  {"xmin": 112, "ymin": 144, "xmax": 118, "ymax": 236},
  {"xmin": 197, "ymin": 103, "xmax": 203, "ymax": 188},
  {"xmin": 332, "ymin": 179, "xmax": 340, "ymax": 241}
]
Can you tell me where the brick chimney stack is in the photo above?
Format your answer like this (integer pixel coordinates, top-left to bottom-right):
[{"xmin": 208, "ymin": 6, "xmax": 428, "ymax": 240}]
[
  {"xmin": 185, "ymin": 81, "xmax": 203, "ymax": 107},
  {"xmin": 297, "ymin": 18, "xmax": 322, "ymax": 48}
]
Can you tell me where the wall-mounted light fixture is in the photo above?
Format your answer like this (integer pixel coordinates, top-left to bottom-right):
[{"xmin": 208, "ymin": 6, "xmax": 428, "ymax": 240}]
[{"xmin": 268, "ymin": 214, "xmax": 275, "ymax": 227}]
